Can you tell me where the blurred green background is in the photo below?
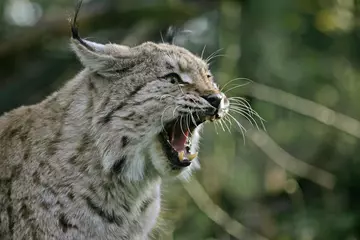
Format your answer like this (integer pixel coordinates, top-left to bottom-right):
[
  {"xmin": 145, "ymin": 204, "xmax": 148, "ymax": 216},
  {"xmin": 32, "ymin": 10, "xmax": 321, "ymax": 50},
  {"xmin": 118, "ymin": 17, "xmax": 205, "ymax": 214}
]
[{"xmin": 1, "ymin": 0, "xmax": 360, "ymax": 239}]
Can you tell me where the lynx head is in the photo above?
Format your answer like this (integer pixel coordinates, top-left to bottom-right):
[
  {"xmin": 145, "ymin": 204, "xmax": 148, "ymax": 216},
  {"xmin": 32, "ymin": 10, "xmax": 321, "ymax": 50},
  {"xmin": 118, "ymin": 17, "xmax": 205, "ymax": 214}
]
[{"xmin": 70, "ymin": 2, "xmax": 230, "ymax": 181}]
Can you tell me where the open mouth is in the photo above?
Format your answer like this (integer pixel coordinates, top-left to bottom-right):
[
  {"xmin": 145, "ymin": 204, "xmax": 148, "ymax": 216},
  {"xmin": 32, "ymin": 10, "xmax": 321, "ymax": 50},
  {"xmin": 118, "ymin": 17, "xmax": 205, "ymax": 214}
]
[{"xmin": 159, "ymin": 114, "xmax": 209, "ymax": 169}]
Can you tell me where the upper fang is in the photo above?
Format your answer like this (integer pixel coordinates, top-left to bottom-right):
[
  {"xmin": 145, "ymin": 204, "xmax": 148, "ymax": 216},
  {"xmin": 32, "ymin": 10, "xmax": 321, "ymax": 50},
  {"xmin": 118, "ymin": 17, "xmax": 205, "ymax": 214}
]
[
  {"xmin": 178, "ymin": 151, "xmax": 185, "ymax": 161},
  {"xmin": 188, "ymin": 152, "xmax": 198, "ymax": 161}
]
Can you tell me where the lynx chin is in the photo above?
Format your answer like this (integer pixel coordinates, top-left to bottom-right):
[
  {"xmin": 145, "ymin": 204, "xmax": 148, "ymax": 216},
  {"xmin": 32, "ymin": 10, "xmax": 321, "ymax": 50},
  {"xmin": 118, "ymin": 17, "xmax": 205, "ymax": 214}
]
[{"xmin": 0, "ymin": 2, "xmax": 231, "ymax": 240}]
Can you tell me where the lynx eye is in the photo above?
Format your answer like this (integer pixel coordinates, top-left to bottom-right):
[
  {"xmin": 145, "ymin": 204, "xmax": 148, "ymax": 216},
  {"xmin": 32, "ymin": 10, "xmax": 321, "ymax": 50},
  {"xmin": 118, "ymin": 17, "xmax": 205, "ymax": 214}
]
[{"xmin": 164, "ymin": 73, "xmax": 186, "ymax": 84}]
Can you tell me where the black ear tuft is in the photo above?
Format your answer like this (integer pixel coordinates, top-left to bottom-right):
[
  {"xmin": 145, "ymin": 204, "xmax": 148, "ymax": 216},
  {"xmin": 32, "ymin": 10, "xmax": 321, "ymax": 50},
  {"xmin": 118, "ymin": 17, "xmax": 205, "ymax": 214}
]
[
  {"xmin": 163, "ymin": 26, "xmax": 192, "ymax": 45},
  {"xmin": 71, "ymin": 0, "xmax": 93, "ymax": 51},
  {"xmin": 164, "ymin": 26, "xmax": 178, "ymax": 44},
  {"xmin": 71, "ymin": 0, "xmax": 83, "ymax": 41}
]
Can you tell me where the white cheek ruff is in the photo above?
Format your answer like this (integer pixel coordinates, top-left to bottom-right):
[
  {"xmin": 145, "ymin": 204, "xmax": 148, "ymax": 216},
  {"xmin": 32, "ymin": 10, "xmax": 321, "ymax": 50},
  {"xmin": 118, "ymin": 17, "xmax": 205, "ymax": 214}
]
[
  {"xmin": 178, "ymin": 125, "xmax": 202, "ymax": 181},
  {"xmin": 149, "ymin": 140, "xmax": 171, "ymax": 176}
]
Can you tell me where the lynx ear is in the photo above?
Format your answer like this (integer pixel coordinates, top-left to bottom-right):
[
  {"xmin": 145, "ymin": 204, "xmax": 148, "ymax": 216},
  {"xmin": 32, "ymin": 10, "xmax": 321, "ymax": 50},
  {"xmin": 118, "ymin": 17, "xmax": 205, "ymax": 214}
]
[
  {"xmin": 70, "ymin": 0, "xmax": 115, "ymax": 71},
  {"xmin": 71, "ymin": 38, "xmax": 115, "ymax": 71}
]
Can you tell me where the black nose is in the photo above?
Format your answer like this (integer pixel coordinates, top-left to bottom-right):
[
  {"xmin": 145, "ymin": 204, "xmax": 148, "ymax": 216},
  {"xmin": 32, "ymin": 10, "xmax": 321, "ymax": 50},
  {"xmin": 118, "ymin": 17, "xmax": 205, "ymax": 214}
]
[{"xmin": 202, "ymin": 93, "xmax": 222, "ymax": 109}]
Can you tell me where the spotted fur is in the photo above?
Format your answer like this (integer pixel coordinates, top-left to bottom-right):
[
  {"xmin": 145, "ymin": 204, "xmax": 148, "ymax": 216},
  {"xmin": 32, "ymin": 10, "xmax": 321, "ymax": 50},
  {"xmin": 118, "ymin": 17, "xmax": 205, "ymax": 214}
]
[{"xmin": 0, "ymin": 10, "xmax": 228, "ymax": 240}]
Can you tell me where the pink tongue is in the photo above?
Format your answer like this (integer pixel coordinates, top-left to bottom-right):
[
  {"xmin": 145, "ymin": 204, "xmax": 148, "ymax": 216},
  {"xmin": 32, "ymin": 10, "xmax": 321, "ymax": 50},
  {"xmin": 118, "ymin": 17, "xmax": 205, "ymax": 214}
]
[{"xmin": 171, "ymin": 130, "xmax": 188, "ymax": 152}]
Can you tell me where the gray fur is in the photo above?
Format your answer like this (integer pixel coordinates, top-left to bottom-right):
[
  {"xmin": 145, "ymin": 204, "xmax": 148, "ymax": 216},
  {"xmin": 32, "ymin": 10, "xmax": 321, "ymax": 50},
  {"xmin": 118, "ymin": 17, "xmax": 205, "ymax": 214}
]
[{"xmin": 0, "ymin": 36, "xmax": 229, "ymax": 239}]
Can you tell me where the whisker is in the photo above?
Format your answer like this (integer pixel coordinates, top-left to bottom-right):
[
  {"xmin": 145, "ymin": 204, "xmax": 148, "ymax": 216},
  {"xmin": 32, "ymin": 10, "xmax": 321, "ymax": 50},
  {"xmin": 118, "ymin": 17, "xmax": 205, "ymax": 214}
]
[
  {"xmin": 159, "ymin": 94, "xmax": 174, "ymax": 101},
  {"xmin": 227, "ymin": 113, "xmax": 247, "ymax": 144},
  {"xmin": 179, "ymin": 115, "xmax": 187, "ymax": 138},
  {"xmin": 205, "ymin": 48, "xmax": 223, "ymax": 61},
  {"xmin": 200, "ymin": 44, "xmax": 207, "ymax": 60},
  {"xmin": 229, "ymin": 107, "xmax": 259, "ymax": 130},
  {"xmin": 229, "ymin": 104, "xmax": 266, "ymax": 123},
  {"xmin": 221, "ymin": 118, "xmax": 231, "ymax": 133},
  {"xmin": 228, "ymin": 99, "xmax": 264, "ymax": 120},
  {"xmin": 220, "ymin": 77, "xmax": 253, "ymax": 92},
  {"xmin": 213, "ymin": 121, "xmax": 219, "ymax": 135},
  {"xmin": 190, "ymin": 111, "xmax": 198, "ymax": 129},
  {"xmin": 229, "ymin": 105, "xmax": 266, "ymax": 129},
  {"xmin": 177, "ymin": 84, "xmax": 185, "ymax": 95},
  {"xmin": 223, "ymin": 82, "xmax": 251, "ymax": 94},
  {"xmin": 205, "ymin": 48, "xmax": 224, "ymax": 62},
  {"xmin": 223, "ymin": 116, "xmax": 233, "ymax": 133},
  {"xmin": 206, "ymin": 54, "xmax": 226, "ymax": 64},
  {"xmin": 224, "ymin": 115, "xmax": 233, "ymax": 127},
  {"xmin": 229, "ymin": 104, "xmax": 256, "ymax": 117},
  {"xmin": 172, "ymin": 106, "xmax": 179, "ymax": 118},
  {"xmin": 229, "ymin": 104, "xmax": 265, "ymax": 132},
  {"xmin": 217, "ymin": 118, "xmax": 226, "ymax": 132},
  {"xmin": 228, "ymin": 97, "xmax": 252, "ymax": 107},
  {"xmin": 186, "ymin": 114, "xmax": 193, "ymax": 138},
  {"xmin": 195, "ymin": 111, "xmax": 201, "ymax": 124},
  {"xmin": 228, "ymin": 99, "xmax": 252, "ymax": 113},
  {"xmin": 229, "ymin": 103, "xmax": 255, "ymax": 117},
  {"xmin": 228, "ymin": 96, "xmax": 253, "ymax": 104},
  {"xmin": 160, "ymin": 105, "xmax": 173, "ymax": 132},
  {"xmin": 160, "ymin": 31, "xmax": 165, "ymax": 43}
]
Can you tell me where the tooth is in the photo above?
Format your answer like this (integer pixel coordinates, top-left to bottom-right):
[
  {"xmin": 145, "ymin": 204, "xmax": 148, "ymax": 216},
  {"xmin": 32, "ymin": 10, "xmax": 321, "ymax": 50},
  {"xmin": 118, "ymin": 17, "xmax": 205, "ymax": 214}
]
[
  {"xmin": 187, "ymin": 152, "xmax": 198, "ymax": 161},
  {"xmin": 178, "ymin": 151, "xmax": 185, "ymax": 161}
]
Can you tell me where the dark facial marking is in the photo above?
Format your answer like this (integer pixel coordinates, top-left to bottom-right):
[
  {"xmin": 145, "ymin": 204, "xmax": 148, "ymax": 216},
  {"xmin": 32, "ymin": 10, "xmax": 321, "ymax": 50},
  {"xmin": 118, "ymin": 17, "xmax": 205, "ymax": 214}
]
[
  {"xmin": 102, "ymin": 84, "xmax": 145, "ymax": 124},
  {"xmin": 102, "ymin": 102, "xmax": 126, "ymax": 124},
  {"xmin": 165, "ymin": 62, "xmax": 175, "ymax": 70}
]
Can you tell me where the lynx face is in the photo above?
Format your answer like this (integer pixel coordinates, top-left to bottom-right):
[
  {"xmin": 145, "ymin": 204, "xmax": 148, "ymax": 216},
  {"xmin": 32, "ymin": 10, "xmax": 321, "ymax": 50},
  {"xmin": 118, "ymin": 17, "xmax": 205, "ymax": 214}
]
[
  {"xmin": 142, "ymin": 43, "xmax": 230, "ymax": 178},
  {"xmin": 71, "ymin": 29, "xmax": 229, "ymax": 180}
]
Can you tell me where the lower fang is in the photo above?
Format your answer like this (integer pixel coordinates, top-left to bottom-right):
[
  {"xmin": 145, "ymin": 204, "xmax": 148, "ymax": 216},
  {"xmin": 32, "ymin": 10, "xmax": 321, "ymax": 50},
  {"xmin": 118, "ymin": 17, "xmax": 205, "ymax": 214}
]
[
  {"xmin": 188, "ymin": 152, "xmax": 198, "ymax": 161},
  {"xmin": 178, "ymin": 151, "xmax": 185, "ymax": 161}
]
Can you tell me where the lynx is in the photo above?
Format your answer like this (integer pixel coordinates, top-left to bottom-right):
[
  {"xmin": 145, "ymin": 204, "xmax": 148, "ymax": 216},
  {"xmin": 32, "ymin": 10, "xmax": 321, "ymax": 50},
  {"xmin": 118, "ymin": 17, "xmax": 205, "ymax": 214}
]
[{"xmin": 0, "ymin": 2, "xmax": 230, "ymax": 240}]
